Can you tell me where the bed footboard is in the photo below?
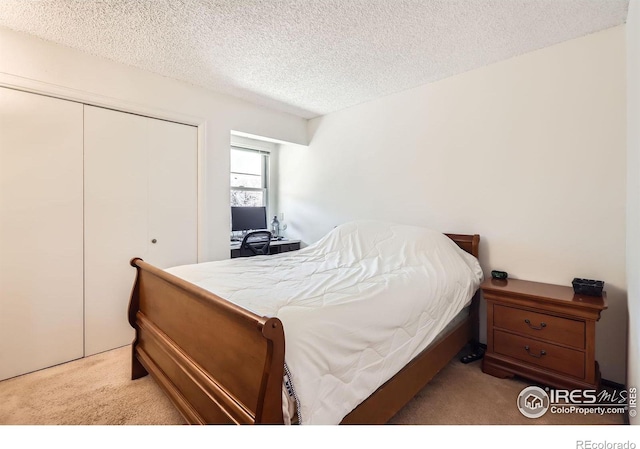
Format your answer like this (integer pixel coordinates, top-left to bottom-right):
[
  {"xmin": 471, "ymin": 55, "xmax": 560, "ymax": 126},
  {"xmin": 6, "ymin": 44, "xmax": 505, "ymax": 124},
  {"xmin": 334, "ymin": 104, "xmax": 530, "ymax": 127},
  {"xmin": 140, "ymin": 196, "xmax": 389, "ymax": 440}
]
[{"xmin": 128, "ymin": 258, "xmax": 285, "ymax": 424}]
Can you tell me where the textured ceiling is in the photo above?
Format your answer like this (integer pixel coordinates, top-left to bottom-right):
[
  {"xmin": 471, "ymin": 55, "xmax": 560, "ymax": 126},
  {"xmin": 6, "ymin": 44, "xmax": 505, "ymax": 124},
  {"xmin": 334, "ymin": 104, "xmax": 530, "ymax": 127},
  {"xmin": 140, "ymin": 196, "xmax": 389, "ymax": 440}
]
[{"xmin": 0, "ymin": 0, "xmax": 630, "ymax": 119}]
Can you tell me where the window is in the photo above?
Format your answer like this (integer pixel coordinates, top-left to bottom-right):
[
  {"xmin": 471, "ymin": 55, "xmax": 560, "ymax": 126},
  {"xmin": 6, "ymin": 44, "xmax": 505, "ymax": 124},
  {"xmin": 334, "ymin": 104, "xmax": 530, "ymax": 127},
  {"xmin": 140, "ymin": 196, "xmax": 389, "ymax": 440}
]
[{"xmin": 230, "ymin": 147, "xmax": 269, "ymax": 208}]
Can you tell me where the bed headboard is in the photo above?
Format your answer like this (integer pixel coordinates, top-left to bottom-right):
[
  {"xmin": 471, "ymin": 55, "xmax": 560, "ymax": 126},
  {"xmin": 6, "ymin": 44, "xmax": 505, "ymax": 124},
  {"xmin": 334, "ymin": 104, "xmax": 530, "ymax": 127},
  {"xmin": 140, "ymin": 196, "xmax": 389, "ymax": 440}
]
[{"xmin": 445, "ymin": 233, "xmax": 480, "ymax": 258}]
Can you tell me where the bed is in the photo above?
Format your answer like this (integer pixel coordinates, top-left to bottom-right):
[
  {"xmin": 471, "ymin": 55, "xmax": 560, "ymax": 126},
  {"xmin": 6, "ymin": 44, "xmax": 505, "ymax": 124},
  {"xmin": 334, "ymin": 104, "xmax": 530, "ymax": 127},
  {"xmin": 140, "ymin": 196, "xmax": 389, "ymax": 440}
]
[{"xmin": 128, "ymin": 220, "xmax": 483, "ymax": 424}]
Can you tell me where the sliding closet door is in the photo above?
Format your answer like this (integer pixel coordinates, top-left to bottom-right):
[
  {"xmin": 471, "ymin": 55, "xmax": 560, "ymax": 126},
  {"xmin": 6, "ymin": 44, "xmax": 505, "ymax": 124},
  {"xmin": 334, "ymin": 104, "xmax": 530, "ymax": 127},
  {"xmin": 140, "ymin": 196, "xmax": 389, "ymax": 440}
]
[
  {"xmin": 84, "ymin": 106, "xmax": 197, "ymax": 356},
  {"xmin": 146, "ymin": 117, "xmax": 198, "ymax": 269},
  {"xmin": 0, "ymin": 88, "xmax": 84, "ymax": 380}
]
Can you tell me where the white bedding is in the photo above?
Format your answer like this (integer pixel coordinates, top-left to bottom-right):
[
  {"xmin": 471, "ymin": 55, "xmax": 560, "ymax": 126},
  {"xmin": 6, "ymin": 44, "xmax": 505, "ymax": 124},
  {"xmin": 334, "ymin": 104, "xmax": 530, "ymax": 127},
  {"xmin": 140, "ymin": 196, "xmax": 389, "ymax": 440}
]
[{"xmin": 166, "ymin": 220, "xmax": 484, "ymax": 424}]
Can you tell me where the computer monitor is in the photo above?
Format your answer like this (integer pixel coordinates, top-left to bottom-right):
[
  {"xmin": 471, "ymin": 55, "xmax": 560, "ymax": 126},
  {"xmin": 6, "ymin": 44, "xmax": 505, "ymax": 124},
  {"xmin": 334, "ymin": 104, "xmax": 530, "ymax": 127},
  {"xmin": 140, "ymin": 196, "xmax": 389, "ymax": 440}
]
[{"xmin": 231, "ymin": 206, "xmax": 267, "ymax": 232}]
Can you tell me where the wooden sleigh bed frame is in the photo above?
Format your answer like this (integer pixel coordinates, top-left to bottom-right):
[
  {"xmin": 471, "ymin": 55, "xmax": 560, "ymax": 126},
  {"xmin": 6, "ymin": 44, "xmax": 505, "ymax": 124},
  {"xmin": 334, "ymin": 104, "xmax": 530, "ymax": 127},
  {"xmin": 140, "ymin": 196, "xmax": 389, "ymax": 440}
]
[{"xmin": 128, "ymin": 233, "xmax": 480, "ymax": 424}]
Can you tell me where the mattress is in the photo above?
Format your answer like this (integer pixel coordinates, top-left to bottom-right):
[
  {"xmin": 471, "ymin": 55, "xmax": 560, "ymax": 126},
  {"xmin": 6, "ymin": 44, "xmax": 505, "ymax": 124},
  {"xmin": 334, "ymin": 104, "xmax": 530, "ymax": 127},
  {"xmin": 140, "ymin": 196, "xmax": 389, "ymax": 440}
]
[{"xmin": 166, "ymin": 220, "xmax": 484, "ymax": 424}]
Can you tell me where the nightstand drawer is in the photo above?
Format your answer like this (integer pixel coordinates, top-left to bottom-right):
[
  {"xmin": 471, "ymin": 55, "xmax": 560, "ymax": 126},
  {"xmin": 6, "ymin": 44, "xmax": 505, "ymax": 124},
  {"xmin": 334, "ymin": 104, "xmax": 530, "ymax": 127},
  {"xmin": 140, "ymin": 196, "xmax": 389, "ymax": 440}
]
[
  {"xmin": 494, "ymin": 330, "xmax": 585, "ymax": 379},
  {"xmin": 493, "ymin": 304, "xmax": 585, "ymax": 349}
]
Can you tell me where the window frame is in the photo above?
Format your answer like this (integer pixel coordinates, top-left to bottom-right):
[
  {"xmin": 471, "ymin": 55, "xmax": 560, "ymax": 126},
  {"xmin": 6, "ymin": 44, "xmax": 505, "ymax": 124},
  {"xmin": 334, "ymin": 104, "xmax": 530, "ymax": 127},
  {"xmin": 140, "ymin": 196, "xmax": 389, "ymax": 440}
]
[{"xmin": 230, "ymin": 146, "xmax": 270, "ymax": 209}]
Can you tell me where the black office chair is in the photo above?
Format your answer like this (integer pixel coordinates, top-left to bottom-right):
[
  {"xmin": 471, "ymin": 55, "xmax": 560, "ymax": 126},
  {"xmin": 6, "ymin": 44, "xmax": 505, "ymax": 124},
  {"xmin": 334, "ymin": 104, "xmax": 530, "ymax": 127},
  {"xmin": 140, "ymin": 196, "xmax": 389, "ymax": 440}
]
[{"xmin": 238, "ymin": 230, "xmax": 272, "ymax": 257}]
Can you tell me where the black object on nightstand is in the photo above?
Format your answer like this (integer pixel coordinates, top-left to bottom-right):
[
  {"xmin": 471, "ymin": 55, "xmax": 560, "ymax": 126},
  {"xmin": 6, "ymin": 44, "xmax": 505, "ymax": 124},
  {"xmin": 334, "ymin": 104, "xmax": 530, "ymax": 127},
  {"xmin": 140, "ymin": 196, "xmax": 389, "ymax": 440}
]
[
  {"xmin": 572, "ymin": 278, "xmax": 604, "ymax": 297},
  {"xmin": 491, "ymin": 270, "xmax": 508, "ymax": 280}
]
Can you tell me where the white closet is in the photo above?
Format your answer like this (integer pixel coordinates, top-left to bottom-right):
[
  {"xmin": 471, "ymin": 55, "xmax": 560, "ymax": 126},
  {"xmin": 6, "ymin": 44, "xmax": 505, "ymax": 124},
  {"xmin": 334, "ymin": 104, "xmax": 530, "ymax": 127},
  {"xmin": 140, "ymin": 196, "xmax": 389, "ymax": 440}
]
[
  {"xmin": 0, "ymin": 88, "xmax": 84, "ymax": 381},
  {"xmin": 0, "ymin": 88, "xmax": 198, "ymax": 379},
  {"xmin": 84, "ymin": 106, "xmax": 197, "ymax": 356}
]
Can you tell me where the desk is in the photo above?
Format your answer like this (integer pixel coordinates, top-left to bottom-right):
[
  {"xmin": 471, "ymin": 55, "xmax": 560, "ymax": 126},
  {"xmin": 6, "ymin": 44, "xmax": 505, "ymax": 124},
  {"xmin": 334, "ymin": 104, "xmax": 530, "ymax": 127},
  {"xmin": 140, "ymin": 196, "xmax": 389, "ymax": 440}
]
[{"xmin": 230, "ymin": 239, "xmax": 301, "ymax": 259}]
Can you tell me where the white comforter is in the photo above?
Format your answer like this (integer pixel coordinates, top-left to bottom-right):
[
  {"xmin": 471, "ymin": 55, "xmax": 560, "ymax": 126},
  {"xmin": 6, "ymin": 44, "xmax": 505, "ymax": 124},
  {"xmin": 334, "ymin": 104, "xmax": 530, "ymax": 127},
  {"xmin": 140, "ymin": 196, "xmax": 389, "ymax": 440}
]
[{"xmin": 166, "ymin": 220, "xmax": 483, "ymax": 424}]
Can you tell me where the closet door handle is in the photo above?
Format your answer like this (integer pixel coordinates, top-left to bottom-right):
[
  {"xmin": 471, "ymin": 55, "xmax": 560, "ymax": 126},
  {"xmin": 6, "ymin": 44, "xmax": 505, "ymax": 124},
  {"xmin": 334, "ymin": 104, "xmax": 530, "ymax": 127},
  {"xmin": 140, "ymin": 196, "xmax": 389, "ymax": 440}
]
[
  {"xmin": 151, "ymin": 239, "xmax": 157, "ymax": 244},
  {"xmin": 524, "ymin": 345, "xmax": 546, "ymax": 358},
  {"xmin": 524, "ymin": 319, "xmax": 546, "ymax": 330}
]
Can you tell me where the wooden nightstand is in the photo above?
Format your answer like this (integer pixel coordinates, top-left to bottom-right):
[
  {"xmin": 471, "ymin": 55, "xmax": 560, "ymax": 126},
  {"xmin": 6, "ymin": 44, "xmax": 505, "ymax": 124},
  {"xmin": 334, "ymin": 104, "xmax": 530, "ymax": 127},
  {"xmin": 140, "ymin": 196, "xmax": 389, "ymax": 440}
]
[{"xmin": 481, "ymin": 278, "xmax": 607, "ymax": 390}]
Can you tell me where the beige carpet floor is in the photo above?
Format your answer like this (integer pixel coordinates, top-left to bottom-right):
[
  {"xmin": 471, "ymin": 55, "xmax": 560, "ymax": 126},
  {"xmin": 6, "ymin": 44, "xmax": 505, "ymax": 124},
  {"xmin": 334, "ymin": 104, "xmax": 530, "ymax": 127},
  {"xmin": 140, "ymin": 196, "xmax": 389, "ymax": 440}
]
[{"xmin": 0, "ymin": 345, "xmax": 625, "ymax": 425}]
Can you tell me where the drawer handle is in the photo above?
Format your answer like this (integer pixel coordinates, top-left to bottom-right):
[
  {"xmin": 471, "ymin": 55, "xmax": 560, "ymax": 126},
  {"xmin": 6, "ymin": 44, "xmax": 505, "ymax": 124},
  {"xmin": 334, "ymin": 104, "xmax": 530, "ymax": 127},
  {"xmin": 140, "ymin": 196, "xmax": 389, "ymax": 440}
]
[
  {"xmin": 524, "ymin": 319, "xmax": 546, "ymax": 330},
  {"xmin": 524, "ymin": 345, "xmax": 547, "ymax": 358}
]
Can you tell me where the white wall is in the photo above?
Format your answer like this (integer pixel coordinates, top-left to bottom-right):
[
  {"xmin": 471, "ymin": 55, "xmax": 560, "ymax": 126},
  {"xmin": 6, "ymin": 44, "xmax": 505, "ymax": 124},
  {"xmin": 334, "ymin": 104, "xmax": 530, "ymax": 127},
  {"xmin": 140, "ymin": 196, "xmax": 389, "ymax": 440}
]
[
  {"xmin": 0, "ymin": 27, "xmax": 307, "ymax": 262},
  {"xmin": 626, "ymin": 0, "xmax": 639, "ymax": 425},
  {"xmin": 279, "ymin": 26, "xmax": 627, "ymax": 384}
]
